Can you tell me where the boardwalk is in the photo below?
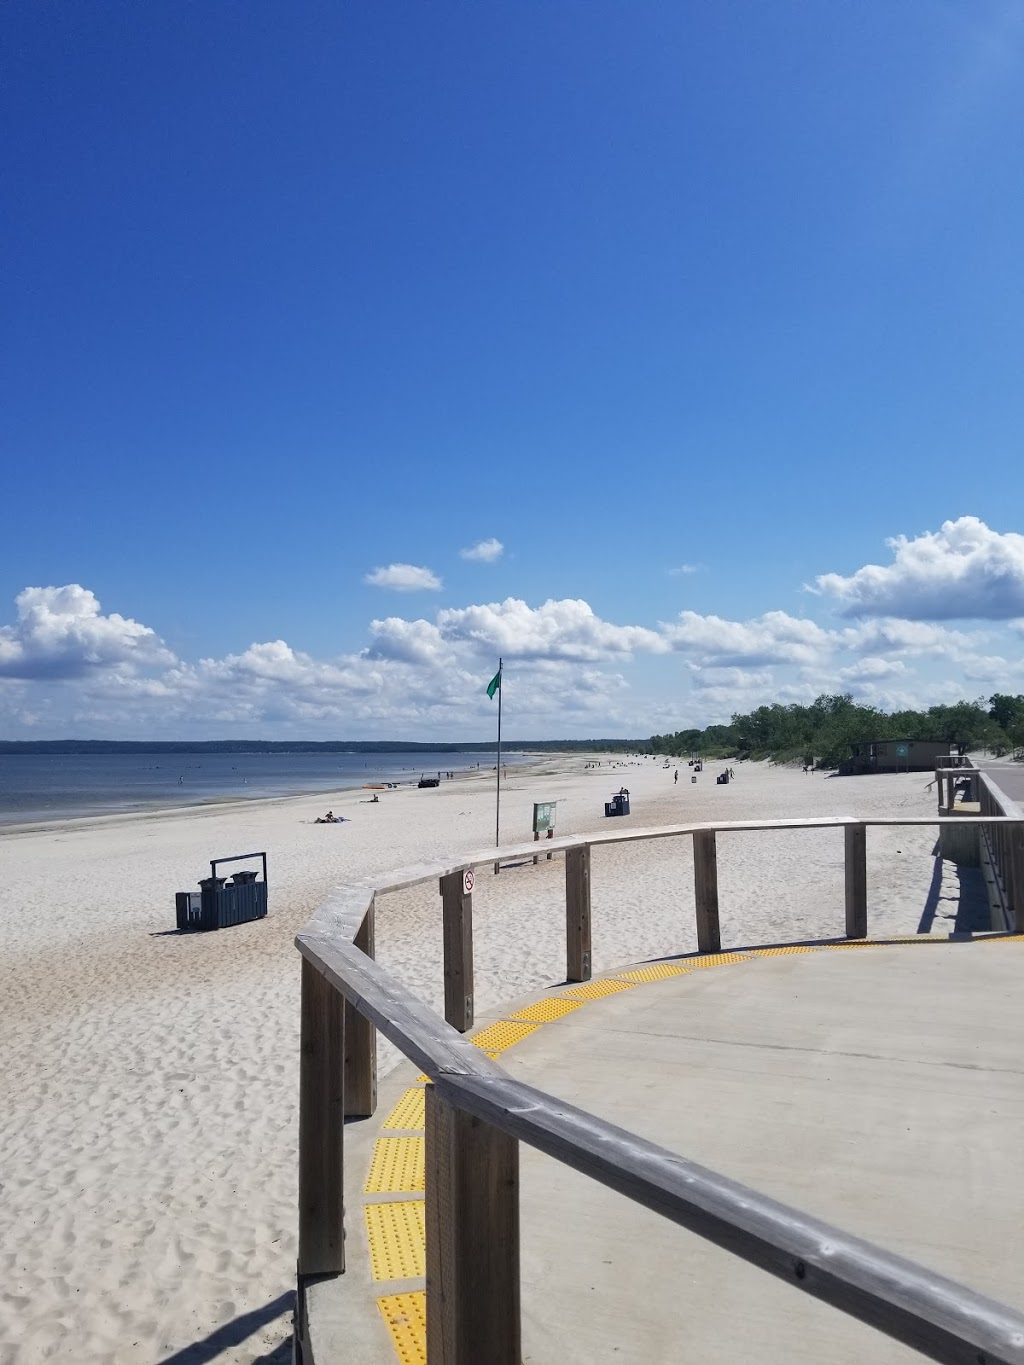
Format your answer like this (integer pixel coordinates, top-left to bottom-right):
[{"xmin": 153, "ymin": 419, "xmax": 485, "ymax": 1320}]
[{"xmin": 308, "ymin": 936, "xmax": 1024, "ymax": 1363}]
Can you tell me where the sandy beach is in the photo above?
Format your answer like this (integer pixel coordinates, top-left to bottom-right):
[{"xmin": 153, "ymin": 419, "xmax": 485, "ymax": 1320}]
[{"xmin": 0, "ymin": 755, "xmax": 965, "ymax": 1363}]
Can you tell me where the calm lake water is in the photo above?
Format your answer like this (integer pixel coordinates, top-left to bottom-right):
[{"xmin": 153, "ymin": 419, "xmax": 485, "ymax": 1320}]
[{"xmin": 0, "ymin": 751, "xmax": 521, "ymax": 825}]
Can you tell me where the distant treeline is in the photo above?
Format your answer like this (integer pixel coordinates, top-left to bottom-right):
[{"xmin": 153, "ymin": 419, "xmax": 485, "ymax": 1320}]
[
  {"xmin": 649, "ymin": 693, "xmax": 1024, "ymax": 770},
  {"xmin": 0, "ymin": 738, "xmax": 647, "ymax": 755}
]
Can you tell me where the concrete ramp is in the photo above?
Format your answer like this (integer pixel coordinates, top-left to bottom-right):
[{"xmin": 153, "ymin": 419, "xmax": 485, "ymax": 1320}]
[{"xmin": 310, "ymin": 937, "xmax": 1024, "ymax": 1363}]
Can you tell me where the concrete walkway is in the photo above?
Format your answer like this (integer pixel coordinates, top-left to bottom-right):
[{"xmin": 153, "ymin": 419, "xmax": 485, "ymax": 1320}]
[{"xmin": 308, "ymin": 937, "xmax": 1024, "ymax": 1364}]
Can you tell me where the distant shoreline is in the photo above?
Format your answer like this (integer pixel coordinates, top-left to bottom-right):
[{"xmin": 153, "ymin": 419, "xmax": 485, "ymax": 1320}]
[
  {"xmin": 0, "ymin": 759, "xmax": 519, "ymax": 838},
  {"xmin": 0, "ymin": 738, "xmax": 646, "ymax": 754},
  {"xmin": 0, "ymin": 749, "xmax": 537, "ymax": 830}
]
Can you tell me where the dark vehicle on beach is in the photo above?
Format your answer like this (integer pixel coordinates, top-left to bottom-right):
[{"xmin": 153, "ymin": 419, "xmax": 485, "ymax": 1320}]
[{"xmin": 417, "ymin": 774, "xmax": 440, "ymax": 788}]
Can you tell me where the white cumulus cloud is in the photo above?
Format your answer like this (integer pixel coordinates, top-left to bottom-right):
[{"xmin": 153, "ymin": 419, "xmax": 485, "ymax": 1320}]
[
  {"xmin": 459, "ymin": 538, "xmax": 504, "ymax": 563},
  {"xmin": 816, "ymin": 517, "xmax": 1024, "ymax": 620},
  {"xmin": 661, "ymin": 610, "xmax": 832, "ymax": 667},
  {"xmin": 437, "ymin": 597, "xmax": 669, "ymax": 662},
  {"xmin": 365, "ymin": 617, "xmax": 450, "ymax": 666},
  {"xmin": 839, "ymin": 617, "xmax": 981, "ymax": 658},
  {"xmin": 0, "ymin": 585, "xmax": 175, "ymax": 680},
  {"xmin": 364, "ymin": 563, "xmax": 442, "ymax": 592},
  {"xmin": 837, "ymin": 657, "xmax": 908, "ymax": 683}
]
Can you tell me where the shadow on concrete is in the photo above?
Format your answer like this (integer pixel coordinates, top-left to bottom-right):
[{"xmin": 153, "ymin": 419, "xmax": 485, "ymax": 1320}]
[{"xmin": 156, "ymin": 1292, "xmax": 293, "ymax": 1365}]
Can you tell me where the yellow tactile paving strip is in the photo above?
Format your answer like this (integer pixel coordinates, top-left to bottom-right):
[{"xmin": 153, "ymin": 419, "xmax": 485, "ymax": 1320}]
[
  {"xmin": 377, "ymin": 1291, "xmax": 427, "ymax": 1364},
  {"xmin": 562, "ymin": 978, "xmax": 636, "ymax": 1000},
  {"xmin": 470, "ymin": 1019, "xmax": 541, "ymax": 1051},
  {"xmin": 383, "ymin": 1088, "xmax": 425, "ymax": 1131},
  {"xmin": 684, "ymin": 953, "xmax": 751, "ymax": 967},
  {"xmin": 511, "ymin": 997, "xmax": 586, "ymax": 1022},
  {"xmin": 614, "ymin": 963, "xmax": 692, "ymax": 982},
  {"xmin": 365, "ymin": 935, "xmax": 1022, "ymax": 1362},
  {"xmin": 748, "ymin": 945, "xmax": 818, "ymax": 957},
  {"xmin": 366, "ymin": 1202, "xmax": 426, "ymax": 1280},
  {"xmin": 365, "ymin": 1136, "xmax": 425, "ymax": 1194}
]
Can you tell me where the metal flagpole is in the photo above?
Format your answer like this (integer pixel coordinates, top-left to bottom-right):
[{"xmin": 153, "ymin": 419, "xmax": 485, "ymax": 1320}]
[{"xmin": 494, "ymin": 657, "xmax": 502, "ymax": 873}]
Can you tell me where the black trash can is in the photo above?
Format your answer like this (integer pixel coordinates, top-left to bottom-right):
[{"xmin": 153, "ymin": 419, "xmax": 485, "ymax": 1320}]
[
  {"xmin": 175, "ymin": 891, "xmax": 202, "ymax": 931},
  {"xmin": 176, "ymin": 854, "xmax": 269, "ymax": 931}
]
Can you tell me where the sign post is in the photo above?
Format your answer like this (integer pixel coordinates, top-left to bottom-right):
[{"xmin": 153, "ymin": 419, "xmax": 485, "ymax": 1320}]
[{"xmin": 532, "ymin": 802, "xmax": 557, "ymax": 864}]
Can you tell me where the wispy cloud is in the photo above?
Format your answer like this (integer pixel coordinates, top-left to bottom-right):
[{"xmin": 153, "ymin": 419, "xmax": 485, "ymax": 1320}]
[
  {"xmin": 459, "ymin": 538, "xmax": 504, "ymax": 563},
  {"xmin": 668, "ymin": 563, "xmax": 702, "ymax": 576},
  {"xmin": 363, "ymin": 563, "xmax": 442, "ymax": 592}
]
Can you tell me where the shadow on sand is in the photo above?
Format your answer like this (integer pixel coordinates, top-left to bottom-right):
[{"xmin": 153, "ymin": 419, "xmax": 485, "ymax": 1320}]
[{"xmin": 155, "ymin": 1291, "xmax": 293, "ymax": 1365}]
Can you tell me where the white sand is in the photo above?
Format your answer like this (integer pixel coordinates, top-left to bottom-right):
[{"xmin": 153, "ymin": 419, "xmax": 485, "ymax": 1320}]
[{"xmin": 0, "ymin": 756, "xmax": 963, "ymax": 1363}]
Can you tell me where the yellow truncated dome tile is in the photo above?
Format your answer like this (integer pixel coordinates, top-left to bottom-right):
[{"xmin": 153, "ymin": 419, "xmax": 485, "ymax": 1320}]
[
  {"xmin": 365, "ymin": 1202, "xmax": 426, "ymax": 1280},
  {"xmin": 748, "ymin": 946, "xmax": 818, "ymax": 957},
  {"xmin": 875, "ymin": 936, "xmax": 945, "ymax": 944},
  {"xmin": 365, "ymin": 1136, "xmax": 425, "ymax": 1194},
  {"xmin": 383, "ymin": 1088, "xmax": 426, "ymax": 1131},
  {"xmin": 686, "ymin": 954, "xmax": 751, "ymax": 967},
  {"xmin": 377, "ymin": 1290, "xmax": 427, "ymax": 1364},
  {"xmin": 510, "ymin": 998, "xmax": 586, "ymax": 1022},
  {"xmin": 561, "ymin": 979, "xmax": 635, "ymax": 1000},
  {"xmin": 470, "ymin": 1020, "xmax": 540, "ymax": 1052},
  {"xmin": 614, "ymin": 963, "xmax": 691, "ymax": 982}
]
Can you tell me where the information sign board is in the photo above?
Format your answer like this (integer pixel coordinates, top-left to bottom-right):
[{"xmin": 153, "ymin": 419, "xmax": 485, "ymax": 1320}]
[{"xmin": 533, "ymin": 801, "xmax": 557, "ymax": 833}]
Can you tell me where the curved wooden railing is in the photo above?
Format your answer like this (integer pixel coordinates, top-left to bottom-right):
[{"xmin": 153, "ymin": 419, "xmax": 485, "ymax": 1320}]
[{"xmin": 295, "ymin": 813, "xmax": 1024, "ymax": 1365}]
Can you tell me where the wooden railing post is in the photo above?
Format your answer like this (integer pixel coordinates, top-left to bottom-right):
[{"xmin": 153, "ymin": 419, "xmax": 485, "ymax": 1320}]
[
  {"xmin": 425, "ymin": 1084, "xmax": 520, "ymax": 1365},
  {"xmin": 693, "ymin": 830, "xmax": 722, "ymax": 953},
  {"xmin": 935, "ymin": 768, "xmax": 944, "ymax": 813},
  {"xmin": 1011, "ymin": 821, "xmax": 1024, "ymax": 934},
  {"xmin": 845, "ymin": 822, "xmax": 868, "ymax": 939},
  {"xmin": 565, "ymin": 844, "xmax": 592, "ymax": 982},
  {"xmin": 298, "ymin": 957, "xmax": 345, "ymax": 1277},
  {"xmin": 440, "ymin": 869, "xmax": 474, "ymax": 1033},
  {"xmin": 344, "ymin": 899, "xmax": 377, "ymax": 1118}
]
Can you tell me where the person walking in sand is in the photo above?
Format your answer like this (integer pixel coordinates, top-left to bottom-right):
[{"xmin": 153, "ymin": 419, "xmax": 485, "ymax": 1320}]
[{"xmin": 674, "ymin": 769, "xmax": 678, "ymax": 784}]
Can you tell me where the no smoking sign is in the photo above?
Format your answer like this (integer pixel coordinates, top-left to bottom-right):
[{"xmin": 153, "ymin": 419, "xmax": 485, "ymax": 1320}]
[{"xmin": 463, "ymin": 868, "xmax": 475, "ymax": 896}]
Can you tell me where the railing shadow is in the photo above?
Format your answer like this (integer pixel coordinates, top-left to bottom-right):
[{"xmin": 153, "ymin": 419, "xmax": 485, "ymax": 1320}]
[
  {"xmin": 915, "ymin": 856, "xmax": 944, "ymax": 934},
  {"xmin": 155, "ymin": 1292, "xmax": 293, "ymax": 1365},
  {"xmin": 953, "ymin": 864, "xmax": 991, "ymax": 934}
]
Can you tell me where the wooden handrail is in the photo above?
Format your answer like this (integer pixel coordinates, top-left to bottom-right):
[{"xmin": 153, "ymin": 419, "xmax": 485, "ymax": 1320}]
[
  {"xmin": 295, "ymin": 810, "xmax": 1024, "ymax": 1364},
  {"xmin": 356, "ymin": 813, "xmax": 1020, "ymax": 898}
]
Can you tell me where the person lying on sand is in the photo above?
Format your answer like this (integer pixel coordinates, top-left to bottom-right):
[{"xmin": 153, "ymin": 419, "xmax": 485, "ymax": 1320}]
[{"xmin": 315, "ymin": 811, "xmax": 347, "ymax": 824}]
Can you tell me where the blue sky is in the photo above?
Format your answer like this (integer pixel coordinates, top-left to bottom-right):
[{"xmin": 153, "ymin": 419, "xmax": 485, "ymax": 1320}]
[{"xmin": 2, "ymin": 1, "xmax": 1024, "ymax": 738}]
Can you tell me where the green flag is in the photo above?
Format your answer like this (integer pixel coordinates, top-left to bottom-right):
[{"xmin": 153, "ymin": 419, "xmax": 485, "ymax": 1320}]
[{"xmin": 486, "ymin": 669, "xmax": 501, "ymax": 700}]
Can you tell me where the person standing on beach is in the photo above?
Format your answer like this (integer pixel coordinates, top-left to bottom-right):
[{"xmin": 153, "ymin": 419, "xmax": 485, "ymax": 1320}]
[{"xmin": 674, "ymin": 769, "xmax": 678, "ymax": 784}]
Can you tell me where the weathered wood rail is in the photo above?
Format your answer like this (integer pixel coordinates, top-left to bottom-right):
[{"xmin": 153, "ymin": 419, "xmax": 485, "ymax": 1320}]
[
  {"xmin": 936, "ymin": 760, "xmax": 1024, "ymax": 931},
  {"xmin": 295, "ymin": 812, "xmax": 1024, "ymax": 1364}
]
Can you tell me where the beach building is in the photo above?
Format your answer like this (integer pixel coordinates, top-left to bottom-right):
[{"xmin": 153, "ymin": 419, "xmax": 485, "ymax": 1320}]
[{"xmin": 845, "ymin": 737, "xmax": 954, "ymax": 774}]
